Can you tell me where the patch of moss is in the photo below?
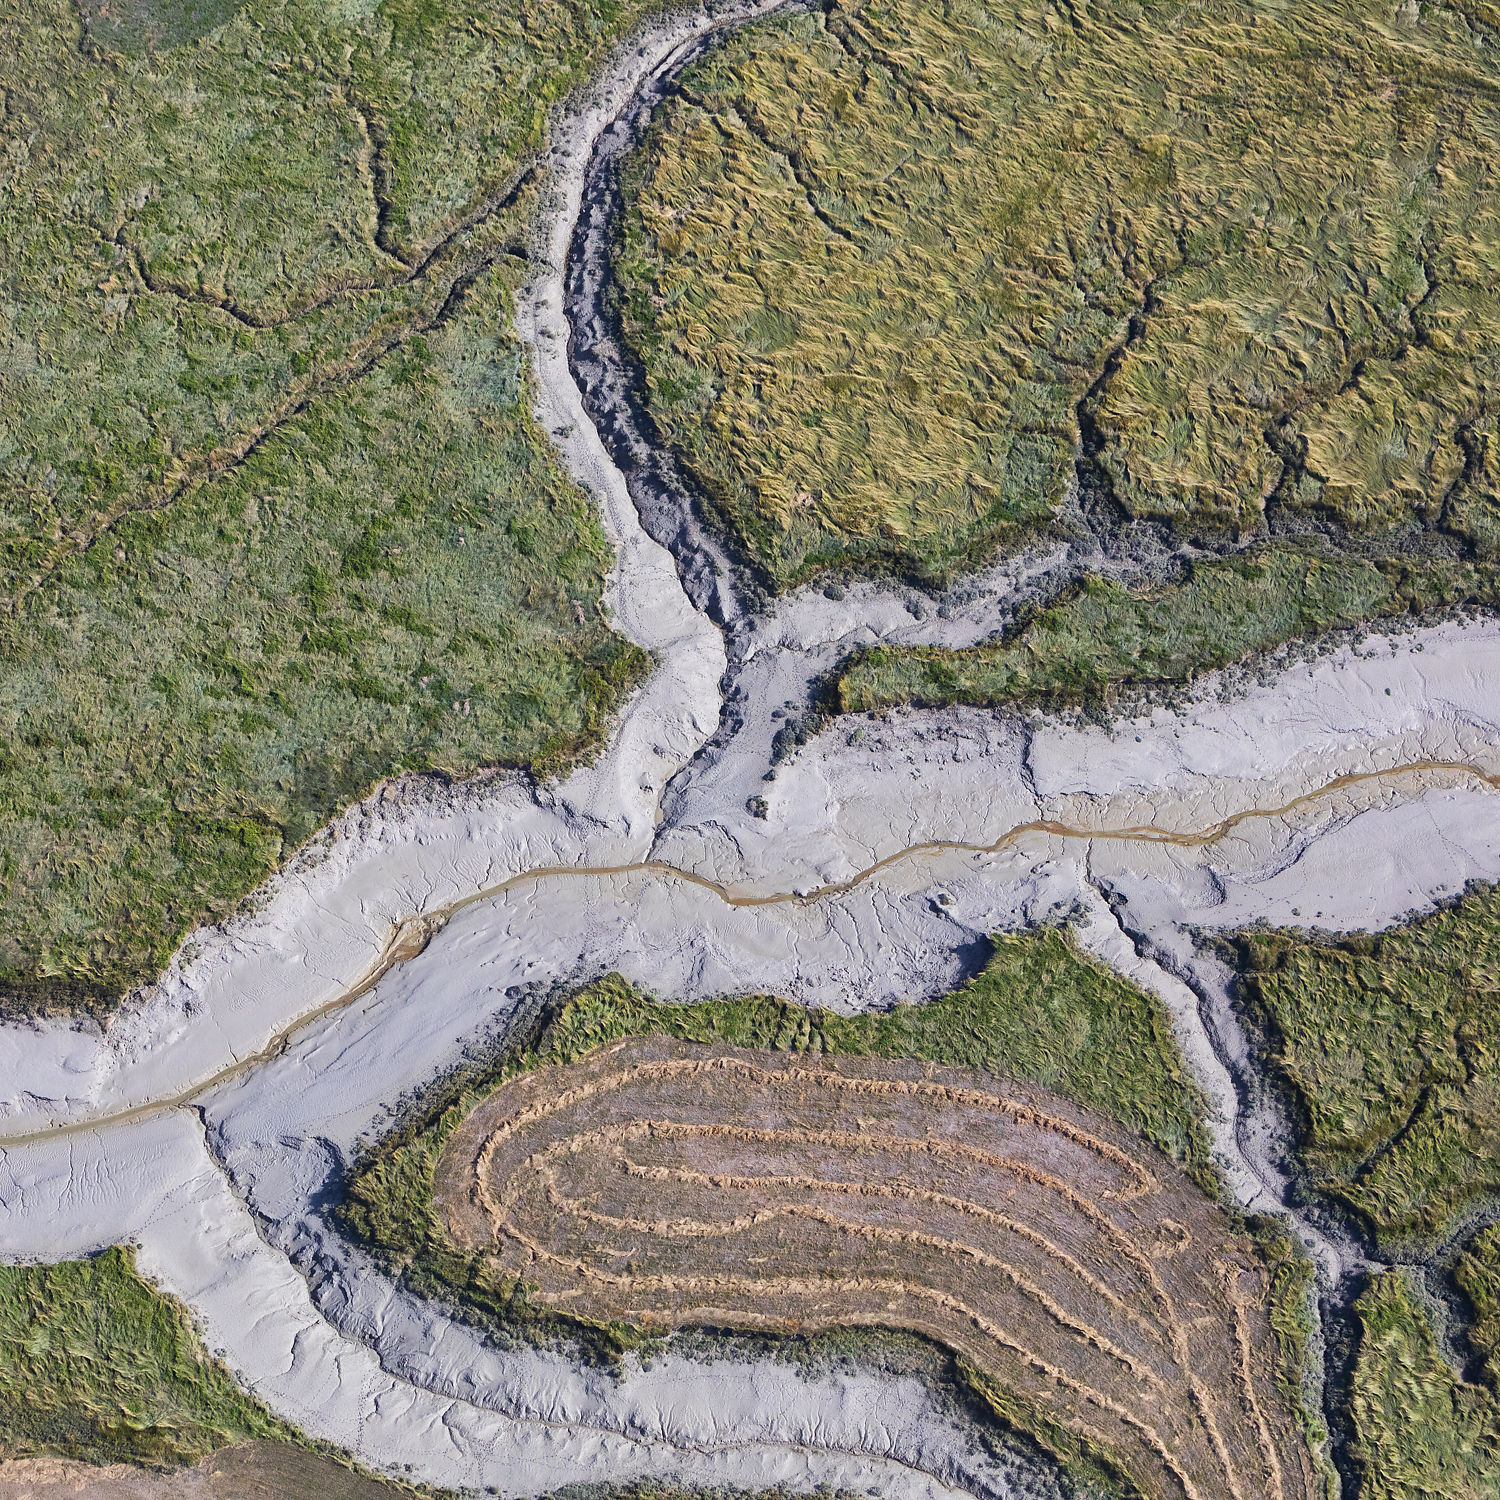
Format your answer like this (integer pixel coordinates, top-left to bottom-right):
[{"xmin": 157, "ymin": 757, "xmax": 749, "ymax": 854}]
[
  {"xmin": 1349, "ymin": 1272, "xmax": 1500, "ymax": 1500},
  {"xmin": 823, "ymin": 927, "xmax": 1216, "ymax": 1182},
  {"xmin": 1236, "ymin": 885, "xmax": 1500, "ymax": 1247},
  {"xmin": 0, "ymin": 1247, "xmax": 290, "ymax": 1468}
]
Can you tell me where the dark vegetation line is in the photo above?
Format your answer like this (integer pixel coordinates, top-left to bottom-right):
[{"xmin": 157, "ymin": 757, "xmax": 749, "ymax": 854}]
[
  {"xmin": 721, "ymin": 100, "xmax": 858, "ymax": 244},
  {"xmin": 1070, "ymin": 230, "xmax": 1188, "ymax": 548},
  {"xmin": 115, "ymin": 159, "xmax": 537, "ymax": 332},
  {"xmin": 349, "ymin": 94, "xmax": 417, "ymax": 270},
  {"xmin": 9, "ymin": 231, "xmax": 529, "ymax": 607}
]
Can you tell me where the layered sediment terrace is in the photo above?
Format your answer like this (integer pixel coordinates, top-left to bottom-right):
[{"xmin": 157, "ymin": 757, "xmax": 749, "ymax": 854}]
[{"xmin": 436, "ymin": 1037, "xmax": 1318, "ymax": 1500}]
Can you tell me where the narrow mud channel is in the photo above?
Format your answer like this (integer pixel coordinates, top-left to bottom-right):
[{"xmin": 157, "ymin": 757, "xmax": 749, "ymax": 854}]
[{"xmin": 1, "ymin": 754, "xmax": 1496, "ymax": 1151}]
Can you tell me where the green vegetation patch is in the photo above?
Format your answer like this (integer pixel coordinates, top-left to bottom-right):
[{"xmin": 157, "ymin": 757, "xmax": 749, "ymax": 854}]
[
  {"xmin": 1458, "ymin": 1224, "xmax": 1500, "ymax": 1388},
  {"xmin": 0, "ymin": 1247, "xmax": 290, "ymax": 1468},
  {"xmin": 1349, "ymin": 1271, "xmax": 1500, "ymax": 1500},
  {"xmin": 835, "ymin": 542, "xmax": 1500, "ymax": 712},
  {"xmin": 616, "ymin": 0, "xmax": 1500, "ymax": 607},
  {"xmin": 1236, "ymin": 885, "xmax": 1500, "ymax": 1247},
  {"xmin": 4, "ymin": 0, "xmax": 665, "ymax": 589},
  {"xmin": 957, "ymin": 1362, "xmax": 1137, "ymax": 1500},
  {"xmin": 0, "ymin": 0, "xmax": 672, "ymax": 1014},
  {"xmin": 1251, "ymin": 1217, "xmax": 1332, "ymax": 1474},
  {"xmin": 0, "ymin": 259, "xmax": 647, "ymax": 1015},
  {"xmin": 340, "ymin": 925, "xmax": 1214, "ymax": 1359}
]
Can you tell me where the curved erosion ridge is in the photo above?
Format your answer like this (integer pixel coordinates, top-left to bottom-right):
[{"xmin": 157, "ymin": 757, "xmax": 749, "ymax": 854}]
[
  {"xmin": 4, "ymin": 638, "xmax": 1500, "ymax": 1498},
  {"xmin": 0, "ymin": 718, "xmax": 1482, "ymax": 1500},
  {"xmin": 441, "ymin": 1039, "xmax": 1320, "ymax": 1500}
]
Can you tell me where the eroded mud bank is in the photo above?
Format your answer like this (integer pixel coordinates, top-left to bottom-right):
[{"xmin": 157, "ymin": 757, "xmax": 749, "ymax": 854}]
[
  {"xmin": 6, "ymin": 619, "xmax": 1497, "ymax": 1140},
  {"xmin": 2, "ymin": 618, "xmax": 1495, "ymax": 1494}
]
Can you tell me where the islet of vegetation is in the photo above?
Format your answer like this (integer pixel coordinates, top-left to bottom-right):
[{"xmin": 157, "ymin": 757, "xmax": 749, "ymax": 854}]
[
  {"xmin": 1236, "ymin": 883, "xmax": 1500, "ymax": 1248},
  {"xmin": 339, "ymin": 929, "xmax": 1222, "ymax": 1494}
]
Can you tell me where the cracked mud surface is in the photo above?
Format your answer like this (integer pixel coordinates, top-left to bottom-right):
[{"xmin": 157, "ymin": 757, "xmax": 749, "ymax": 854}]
[{"xmin": 1, "ymin": 2, "xmax": 1499, "ymax": 1497}]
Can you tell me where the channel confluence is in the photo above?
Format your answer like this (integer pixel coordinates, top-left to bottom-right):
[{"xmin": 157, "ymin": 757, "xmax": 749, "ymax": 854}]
[{"xmin": 0, "ymin": 755, "xmax": 1490, "ymax": 1150}]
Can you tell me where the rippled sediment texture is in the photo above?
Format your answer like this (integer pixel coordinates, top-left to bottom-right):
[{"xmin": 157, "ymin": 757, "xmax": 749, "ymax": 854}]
[{"xmin": 434, "ymin": 1036, "xmax": 1318, "ymax": 1500}]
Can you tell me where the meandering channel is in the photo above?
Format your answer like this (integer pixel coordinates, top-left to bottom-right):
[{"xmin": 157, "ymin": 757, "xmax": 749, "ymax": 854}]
[{"xmin": 0, "ymin": 755, "xmax": 1494, "ymax": 1151}]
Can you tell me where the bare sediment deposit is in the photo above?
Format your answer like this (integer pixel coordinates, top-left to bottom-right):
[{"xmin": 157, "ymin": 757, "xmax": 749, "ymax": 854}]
[
  {"xmin": 0, "ymin": 1444, "xmax": 406, "ymax": 1500},
  {"xmin": 441, "ymin": 1038, "xmax": 1318, "ymax": 1500},
  {"xmin": 657, "ymin": 616, "xmax": 1500, "ymax": 904}
]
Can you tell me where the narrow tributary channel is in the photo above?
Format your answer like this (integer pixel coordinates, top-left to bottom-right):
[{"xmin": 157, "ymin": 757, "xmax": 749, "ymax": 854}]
[{"xmin": 0, "ymin": 755, "xmax": 1491, "ymax": 1151}]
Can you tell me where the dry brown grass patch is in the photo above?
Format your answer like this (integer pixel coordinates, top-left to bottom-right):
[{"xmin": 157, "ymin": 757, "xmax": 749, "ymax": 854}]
[{"xmin": 434, "ymin": 1037, "xmax": 1318, "ymax": 1500}]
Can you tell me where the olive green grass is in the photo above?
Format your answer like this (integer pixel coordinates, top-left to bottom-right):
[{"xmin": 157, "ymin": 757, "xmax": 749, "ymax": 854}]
[
  {"xmin": 0, "ymin": 0, "xmax": 682, "ymax": 1012},
  {"xmin": 1348, "ymin": 1270, "xmax": 1500, "ymax": 1500},
  {"xmin": 0, "ymin": 257, "xmax": 647, "ymax": 1015},
  {"xmin": 1236, "ymin": 884, "xmax": 1500, "ymax": 1247},
  {"xmin": 834, "ymin": 542, "xmax": 1500, "ymax": 714},
  {"xmin": 615, "ymin": 0, "xmax": 1500, "ymax": 687},
  {"xmin": 0, "ymin": 1247, "xmax": 291, "ymax": 1468}
]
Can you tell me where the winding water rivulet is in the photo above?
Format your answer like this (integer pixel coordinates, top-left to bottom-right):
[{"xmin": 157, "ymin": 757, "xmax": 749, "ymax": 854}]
[{"xmin": 3, "ymin": 6, "xmax": 1500, "ymax": 1495}]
